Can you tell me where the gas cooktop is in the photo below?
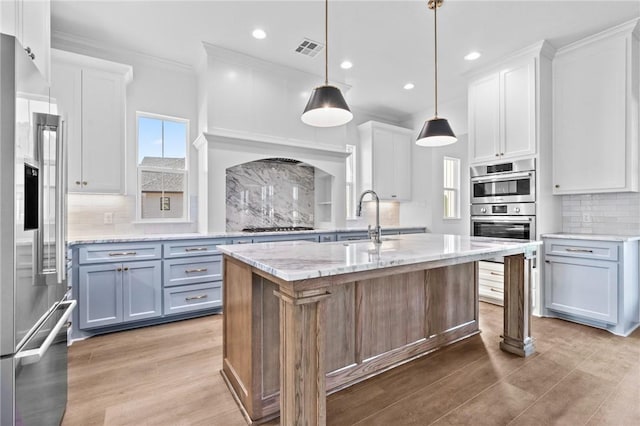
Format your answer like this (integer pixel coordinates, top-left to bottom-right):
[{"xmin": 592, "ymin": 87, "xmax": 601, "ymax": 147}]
[{"xmin": 241, "ymin": 226, "xmax": 315, "ymax": 233}]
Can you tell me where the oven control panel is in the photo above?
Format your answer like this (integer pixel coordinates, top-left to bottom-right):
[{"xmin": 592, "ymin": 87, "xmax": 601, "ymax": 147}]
[{"xmin": 471, "ymin": 203, "xmax": 535, "ymax": 216}]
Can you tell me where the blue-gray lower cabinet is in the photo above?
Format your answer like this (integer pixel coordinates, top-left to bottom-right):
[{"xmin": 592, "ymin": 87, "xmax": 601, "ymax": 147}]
[{"xmin": 78, "ymin": 260, "xmax": 162, "ymax": 329}]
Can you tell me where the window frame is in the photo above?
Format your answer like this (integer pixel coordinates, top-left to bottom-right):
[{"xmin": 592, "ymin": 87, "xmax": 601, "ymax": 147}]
[
  {"xmin": 443, "ymin": 156, "xmax": 461, "ymax": 220},
  {"xmin": 345, "ymin": 144, "xmax": 357, "ymax": 220},
  {"xmin": 135, "ymin": 112, "xmax": 190, "ymax": 223}
]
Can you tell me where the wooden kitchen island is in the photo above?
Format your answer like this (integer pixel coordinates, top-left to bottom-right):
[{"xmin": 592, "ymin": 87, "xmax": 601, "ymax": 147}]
[{"xmin": 218, "ymin": 233, "xmax": 541, "ymax": 425}]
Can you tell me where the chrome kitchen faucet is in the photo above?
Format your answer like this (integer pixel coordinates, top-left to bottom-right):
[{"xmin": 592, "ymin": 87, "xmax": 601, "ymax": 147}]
[{"xmin": 357, "ymin": 190, "xmax": 382, "ymax": 244}]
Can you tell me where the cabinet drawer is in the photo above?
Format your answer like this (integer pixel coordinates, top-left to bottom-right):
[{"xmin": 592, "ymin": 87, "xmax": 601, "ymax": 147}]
[
  {"xmin": 163, "ymin": 282, "xmax": 222, "ymax": 316},
  {"xmin": 337, "ymin": 232, "xmax": 369, "ymax": 241},
  {"xmin": 163, "ymin": 239, "xmax": 226, "ymax": 258},
  {"xmin": 164, "ymin": 256, "xmax": 222, "ymax": 287},
  {"xmin": 545, "ymin": 240, "xmax": 618, "ymax": 261},
  {"xmin": 78, "ymin": 243, "xmax": 161, "ymax": 264}
]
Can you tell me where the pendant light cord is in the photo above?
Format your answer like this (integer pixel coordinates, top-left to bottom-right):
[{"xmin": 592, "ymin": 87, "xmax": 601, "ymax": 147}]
[
  {"xmin": 433, "ymin": 0, "xmax": 438, "ymax": 117},
  {"xmin": 325, "ymin": 0, "xmax": 329, "ymax": 86}
]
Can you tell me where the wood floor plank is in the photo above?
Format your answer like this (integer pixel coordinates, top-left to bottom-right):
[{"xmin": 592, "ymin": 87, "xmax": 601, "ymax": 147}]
[{"xmin": 63, "ymin": 303, "xmax": 640, "ymax": 425}]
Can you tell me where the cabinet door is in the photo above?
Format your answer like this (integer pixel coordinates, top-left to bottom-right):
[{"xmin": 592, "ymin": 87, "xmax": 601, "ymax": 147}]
[
  {"xmin": 78, "ymin": 264, "xmax": 123, "ymax": 329},
  {"xmin": 81, "ymin": 68, "xmax": 125, "ymax": 193},
  {"xmin": 372, "ymin": 129, "xmax": 395, "ymax": 199},
  {"xmin": 553, "ymin": 36, "xmax": 627, "ymax": 194},
  {"xmin": 468, "ymin": 73, "xmax": 500, "ymax": 164},
  {"xmin": 122, "ymin": 260, "xmax": 162, "ymax": 322},
  {"xmin": 391, "ymin": 131, "xmax": 411, "ymax": 200},
  {"xmin": 501, "ymin": 58, "xmax": 535, "ymax": 159},
  {"xmin": 545, "ymin": 256, "xmax": 618, "ymax": 324},
  {"xmin": 20, "ymin": 0, "xmax": 50, "ymax": 82},
  {"xmin": 51, "ymin": 62, "xmax": 83, "ymax": 190}
]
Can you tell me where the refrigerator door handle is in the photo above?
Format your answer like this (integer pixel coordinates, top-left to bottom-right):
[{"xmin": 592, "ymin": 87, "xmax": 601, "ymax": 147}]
[
  {"xmin": 15, "ymin": 300, "xmax": 76, "ymax": 365},
  {"xmin": 56, "ymin": 120, "xmax": 66, "ymax": 284}
]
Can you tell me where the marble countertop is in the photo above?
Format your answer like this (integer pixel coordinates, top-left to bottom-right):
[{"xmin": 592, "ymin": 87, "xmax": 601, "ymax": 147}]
[
  {"xmin": 67, "ymin": 225, "xmax": 427, "ymax": 245},
  {"xmin": 217, "ymin": 233, "xmax": 542, "ymax": 282},
  {"xmin": 541, "ymin": 233, "xmax": 640, "ymax": 242}
]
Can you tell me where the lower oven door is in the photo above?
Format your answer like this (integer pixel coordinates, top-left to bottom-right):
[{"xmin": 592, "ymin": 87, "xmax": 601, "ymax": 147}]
[{"xmin": 471, "ymin": 216, "xmax": 536, "ymax": 240}]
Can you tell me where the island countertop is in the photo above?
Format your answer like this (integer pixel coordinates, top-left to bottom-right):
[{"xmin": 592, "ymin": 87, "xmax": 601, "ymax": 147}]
[{"xmin": 217, "ymin": 233, "xmax": 541, "ymax": 282}]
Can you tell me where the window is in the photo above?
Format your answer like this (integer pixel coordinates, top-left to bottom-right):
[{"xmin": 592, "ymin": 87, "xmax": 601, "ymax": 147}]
[
  {"xmin": 345, "ymin": 144, "xmax": 357, "ymax": 219},
  {"xmin": 443, "ymin": 156, "xmax": 460, "ymax": 219},
  {"xmin": 137, "ymin": 113, "xmax": 188, "ymax": 221}
]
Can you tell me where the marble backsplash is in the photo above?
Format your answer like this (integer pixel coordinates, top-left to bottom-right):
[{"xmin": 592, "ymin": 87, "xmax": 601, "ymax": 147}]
[
  {"xmin": 226, "ymin": 160, "xmax": 314, "ymax": 231},
  {"xmin": 562, "ymin": 193, "xmax": 640, "ymax": 234}
]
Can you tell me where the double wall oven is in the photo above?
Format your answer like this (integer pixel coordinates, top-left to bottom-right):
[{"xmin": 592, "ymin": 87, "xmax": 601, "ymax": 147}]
[
  {"xmin": 470, "ymin": 159, "xmax": 536, "ymax": 306},
  {"xmin": 470, "ymin": 158, "xmax": 536, "ymax": 240}
]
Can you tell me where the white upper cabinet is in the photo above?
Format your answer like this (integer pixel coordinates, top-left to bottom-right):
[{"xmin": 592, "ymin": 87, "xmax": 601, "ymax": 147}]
[
  {"xmin": 552, "ymin": 20, "xmax": 639, "ymax": 195},
  {"xmin": 468, "ymin": 56, "xmax": 536, "ymax": 164},
  {"xmin": 1, "ymin": 0, "xmax": 51, "ymax": 82},
  {"xmin": 358, "ymin": 121, "xmax": 412, "ymax": 201},
  {"xmin": 51, "ymin": 50, "xmax": 132, "ymax": 194}
]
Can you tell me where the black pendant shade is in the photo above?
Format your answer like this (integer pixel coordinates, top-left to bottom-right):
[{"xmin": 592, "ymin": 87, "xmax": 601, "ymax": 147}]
[
  {"xmin": 417, "ymin": 0, "xmax": 457, "ymax": 147},
  {"xmin": 416, "ymin": 117, "xmax": 457, "ymax": 147},
  {"xmin": 301, "ymin": 85, "xmax": 353, "ymax": 127}
]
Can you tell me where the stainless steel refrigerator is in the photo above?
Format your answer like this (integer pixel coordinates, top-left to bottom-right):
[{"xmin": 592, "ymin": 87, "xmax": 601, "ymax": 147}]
[{"xmin": 1, "ymin": 34, "xmax": 76, "ymax": 425}]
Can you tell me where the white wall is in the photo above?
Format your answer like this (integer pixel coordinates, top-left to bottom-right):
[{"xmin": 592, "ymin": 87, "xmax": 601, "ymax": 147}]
[
  {"xmin": 402, "ymin": 96, "xmax": 469, "ymax": 233},
  {"xmin": 53, "ymin": 34, "xmax": 200, "ymax": 237}
]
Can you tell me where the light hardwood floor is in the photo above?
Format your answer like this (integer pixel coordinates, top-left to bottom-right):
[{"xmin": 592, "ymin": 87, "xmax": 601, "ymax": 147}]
[{"xmin": 63, "ymin": 303, "xmax": 640, "ymax": 425}]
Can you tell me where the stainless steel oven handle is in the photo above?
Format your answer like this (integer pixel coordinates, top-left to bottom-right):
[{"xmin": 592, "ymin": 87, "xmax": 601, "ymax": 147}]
[
  {"xmin": 471, "ymin": 172, "xmax": 532, "ymax": 183},
  {"xmin": 15, "ymin": 300, "xmax": 76, "ymax": 366},
  {"xmin": 471, "ymin": 216, "xmax": 533, "ymax": 223}
]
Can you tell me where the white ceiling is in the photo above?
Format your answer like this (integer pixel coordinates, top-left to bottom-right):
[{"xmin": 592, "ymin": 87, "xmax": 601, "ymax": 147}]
[{"xmin": 51, "ymin": 0, "xmax": 640, "ymax": 121}]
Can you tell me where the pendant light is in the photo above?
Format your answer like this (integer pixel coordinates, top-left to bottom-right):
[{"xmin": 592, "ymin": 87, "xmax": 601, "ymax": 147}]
[
  {"xmin": 416, "ymin": 0, "xmax": 457, "ymax": 147},
  {"xmin": 301, "ymin": 0, "xmax": 353, "ymax": 127}
]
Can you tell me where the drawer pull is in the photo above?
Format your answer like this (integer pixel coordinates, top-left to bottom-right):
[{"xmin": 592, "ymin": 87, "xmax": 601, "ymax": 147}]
[
  {"xmin": 185, "ymin": 247, "xmax": 208, "ymax": 252},
  {"xmin": 109, "ymin": 251, "xmax": 137, "ymax": 256},
  {"xmin": 185, "ymin": 268, "xmax": 208, "ymax": 273},
  {"xmin": 565, "ymin": 248, "xmax": 594, "ymax": 253},
  {"xmin": 490, "ymin": 288, "xmax": 504, "ymax": 293},
  {"xmin": 489, "ymin": 271, "xmax": 503, "ymax": 276},
  {"xmin": 185, "ymin": 294, "xmax": 208, "ymax": 301}
]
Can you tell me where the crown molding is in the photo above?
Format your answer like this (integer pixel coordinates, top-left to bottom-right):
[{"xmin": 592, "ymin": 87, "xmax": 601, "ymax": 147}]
[
  {"xmin": 463, "ymin": 40, "xmax": 556, "ymax": 81},
  {"xmin": 52, "ymin": 30, "xmax": 195, "ymax": 74},
  {"xmin": 556, "ymin": 18, "xmax": 640, "ymax": 56}
]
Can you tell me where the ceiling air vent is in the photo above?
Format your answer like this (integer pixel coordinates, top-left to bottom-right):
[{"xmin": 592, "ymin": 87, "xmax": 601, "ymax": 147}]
[{"xmin": 295, "ymin": 38, "xmax": 324, "ymax": 57}]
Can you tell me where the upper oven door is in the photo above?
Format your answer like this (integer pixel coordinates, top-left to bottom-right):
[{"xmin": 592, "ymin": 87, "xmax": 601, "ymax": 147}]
[{"xmin": 471, "ymin": 171, "xmax": 535, "ymax": 204}]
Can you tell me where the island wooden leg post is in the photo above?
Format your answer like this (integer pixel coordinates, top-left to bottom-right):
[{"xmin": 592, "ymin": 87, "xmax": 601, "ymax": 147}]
[
  {"xmin": 500, "ymin": 253, "xmax": 535, "ymax": 357},
  {"xmin": 275, "ymin": 290, "xmax": 331, "ymax": 426}
]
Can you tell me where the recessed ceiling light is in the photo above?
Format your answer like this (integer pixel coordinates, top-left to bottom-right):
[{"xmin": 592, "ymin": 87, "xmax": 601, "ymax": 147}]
[
  {"xmin": 403, "ymin": 83, "xmax": 415, "ymax": 90},
  {"xmin": 340, "ymin": 60, "xmax": 353, "ymax": 70},
  {"xmin": 252, "ymin": 29, "xmax": 267, "ymax": 40},
  {"xmin": 464, "ymin": 51, "xmax": 481, "ymax": 61}
]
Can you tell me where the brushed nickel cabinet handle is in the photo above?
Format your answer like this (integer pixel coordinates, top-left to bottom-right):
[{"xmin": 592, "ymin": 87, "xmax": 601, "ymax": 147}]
[
  {"xmin": 185, "ymin": 247, "xmax": 208, "ymax": 252},
  {"xmin": 116, "ymin": 267, "xmax": 122, "ymax": 272},
  {"xmin": 75, "ymin": 181, "xmax": 81, "ymax": 185},
  {"xmin": 185, "ymin": 294, "xmax": 208, "ymax": 301},
  {"xmin": 123, "ymin": 267, "xmax": 129, "ymax": 271},
  {"xmin": 565, "ymin": 248, "xmax": 593, "ymax": 253},
  {"xmin": 489, "ymin": 271, "xmax": 503, "ymax": 276},
  {"xmin": 490, "ymin": 288, "xmax": 504, "ymax": 293},
  {"xmin": 555, "ymin": 184, "xmax": 560, "ymax": 188},
  {"xmin": 108, "ymin": 251, "xmax": 137, "ymax": 256},
  {"xmin": 495, "ymin": 153, "xmax": 499, "ymax": 157},
  {"xmin": 185, "ymin": 268, "xmax": 208, "ymax": 273}
]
